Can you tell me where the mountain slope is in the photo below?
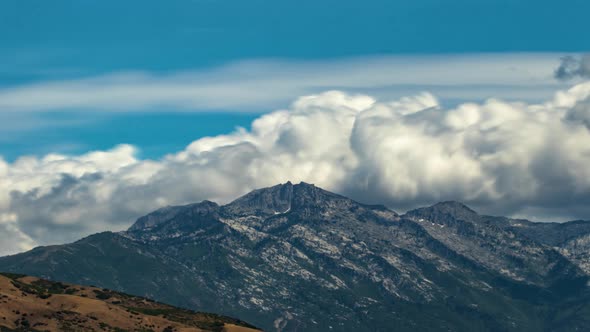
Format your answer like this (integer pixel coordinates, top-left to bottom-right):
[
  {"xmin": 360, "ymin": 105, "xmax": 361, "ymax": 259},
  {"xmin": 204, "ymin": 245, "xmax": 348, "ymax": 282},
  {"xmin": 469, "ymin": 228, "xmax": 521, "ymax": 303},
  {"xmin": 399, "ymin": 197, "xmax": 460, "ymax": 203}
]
[
  {"xmin": 404, "ymin": 202, "xmax": 585, "ymax": 288},
  {"xmin": 494, "ymin": 218, "xmax": 590, "ymax": 274},
  {"xmin": 0, "ymin": 272, "xmax": 260, "ymax": 332},
  {"xmin": 0, "ymin": 182, "xmax": 589, "ymax": 331}
]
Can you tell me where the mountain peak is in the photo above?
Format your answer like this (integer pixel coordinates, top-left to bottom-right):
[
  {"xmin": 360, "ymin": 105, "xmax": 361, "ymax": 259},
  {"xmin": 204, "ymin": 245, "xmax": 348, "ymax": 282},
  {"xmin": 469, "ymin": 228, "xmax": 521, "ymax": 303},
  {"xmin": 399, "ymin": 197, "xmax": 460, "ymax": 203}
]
[
  {"xmin": 223, "ymin": 182, "xmax": 295, "ymax": 216},
  {"xmin": 431, "ymin": 201, "xmax": 477, "ymax": 214},
  {"xmin": 128, "ymin": 200, "xmax": 219, "ymax": 231},
  {"xmin": 404, "ymin": 200, "xmax": 479, "ymax": 224},
  {"xmin": 222, "ymin": 181, "xmax": 347, "ymax": 216}
]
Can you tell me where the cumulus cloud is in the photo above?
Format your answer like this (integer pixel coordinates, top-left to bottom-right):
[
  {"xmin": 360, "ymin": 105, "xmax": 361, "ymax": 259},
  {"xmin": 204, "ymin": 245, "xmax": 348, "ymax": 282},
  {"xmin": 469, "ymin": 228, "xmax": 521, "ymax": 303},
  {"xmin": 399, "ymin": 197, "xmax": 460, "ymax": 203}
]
[
  {"xmin": 555, "ymin": 54, "xmax": 590, "ymax": 80},
  {"xmin": 2, "ymin": 82, "xmax": 590, "ymax": 255}
]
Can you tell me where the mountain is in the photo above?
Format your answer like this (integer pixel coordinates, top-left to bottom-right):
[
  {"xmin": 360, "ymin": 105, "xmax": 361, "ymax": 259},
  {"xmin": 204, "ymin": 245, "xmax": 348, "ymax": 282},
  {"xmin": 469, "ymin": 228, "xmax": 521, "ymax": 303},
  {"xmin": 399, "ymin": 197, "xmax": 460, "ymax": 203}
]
[
  {"xmin": 497, "ymin": 218, "xmax": 590, "ymax": 274},
  {"xmin": 1, "ymin": 182, "xmax": 590, "ymax": 331},
  {"xmin": 0, "ymin": 272, "xmax": 260, "ymax": 332}
]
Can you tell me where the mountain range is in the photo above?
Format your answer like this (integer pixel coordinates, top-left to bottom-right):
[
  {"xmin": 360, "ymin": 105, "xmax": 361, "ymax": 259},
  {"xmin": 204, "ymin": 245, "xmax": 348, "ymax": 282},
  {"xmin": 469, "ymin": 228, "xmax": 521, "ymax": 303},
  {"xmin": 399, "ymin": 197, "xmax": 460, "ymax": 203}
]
[{"xmin": 1, "ymin": 182, "xmax": 589, "ymax": 331}]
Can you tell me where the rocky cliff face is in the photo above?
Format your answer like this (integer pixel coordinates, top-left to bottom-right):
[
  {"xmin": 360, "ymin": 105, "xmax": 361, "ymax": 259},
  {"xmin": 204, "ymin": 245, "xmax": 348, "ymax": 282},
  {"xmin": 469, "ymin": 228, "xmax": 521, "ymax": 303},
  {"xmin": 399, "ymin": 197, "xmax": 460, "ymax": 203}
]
[{"xmin": 1, "ymin": 182, "xmax": 589, "ymax": 332}]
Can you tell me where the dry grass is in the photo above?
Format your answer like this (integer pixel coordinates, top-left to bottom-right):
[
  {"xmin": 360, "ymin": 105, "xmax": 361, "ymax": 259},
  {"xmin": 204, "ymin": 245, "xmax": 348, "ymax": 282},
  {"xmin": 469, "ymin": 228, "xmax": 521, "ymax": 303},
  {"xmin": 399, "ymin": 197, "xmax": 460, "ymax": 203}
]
[{"xmin": 0, "ymin": 273, "xmax": 260, "ymax": 332}]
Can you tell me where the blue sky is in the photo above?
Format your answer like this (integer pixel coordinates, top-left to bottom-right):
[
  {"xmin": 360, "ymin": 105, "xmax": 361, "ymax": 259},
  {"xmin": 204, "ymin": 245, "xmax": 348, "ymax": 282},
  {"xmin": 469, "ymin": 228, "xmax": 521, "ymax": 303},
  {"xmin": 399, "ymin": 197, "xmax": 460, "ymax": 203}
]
[{"xmin": 1, "ymin": 0, "xmax": 589, "ymax": 160}]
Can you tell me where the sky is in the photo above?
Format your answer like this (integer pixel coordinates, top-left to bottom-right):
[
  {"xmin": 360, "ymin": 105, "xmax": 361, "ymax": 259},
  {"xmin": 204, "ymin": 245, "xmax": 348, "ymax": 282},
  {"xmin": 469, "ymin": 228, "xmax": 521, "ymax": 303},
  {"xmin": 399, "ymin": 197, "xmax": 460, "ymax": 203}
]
[{"xmin": 1, "ymin": 0, "xmax": 590, "ymax": 255}]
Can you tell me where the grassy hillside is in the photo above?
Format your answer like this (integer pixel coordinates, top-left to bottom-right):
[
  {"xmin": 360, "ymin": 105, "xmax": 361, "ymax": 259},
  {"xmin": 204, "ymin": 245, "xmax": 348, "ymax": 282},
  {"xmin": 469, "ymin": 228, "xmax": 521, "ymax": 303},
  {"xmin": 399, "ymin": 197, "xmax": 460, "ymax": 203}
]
[{"xmin": 0, "ymin": 272, "xmax": 260, "ymax": 332}]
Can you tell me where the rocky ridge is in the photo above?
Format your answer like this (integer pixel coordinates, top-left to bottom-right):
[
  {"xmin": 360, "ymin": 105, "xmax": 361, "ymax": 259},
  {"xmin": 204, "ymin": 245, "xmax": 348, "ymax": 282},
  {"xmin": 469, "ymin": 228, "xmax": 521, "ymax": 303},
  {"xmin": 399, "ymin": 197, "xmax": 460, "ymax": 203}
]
[{"xmin": 0, "ymin": 182, "xmax": 589, "ymax": 331}]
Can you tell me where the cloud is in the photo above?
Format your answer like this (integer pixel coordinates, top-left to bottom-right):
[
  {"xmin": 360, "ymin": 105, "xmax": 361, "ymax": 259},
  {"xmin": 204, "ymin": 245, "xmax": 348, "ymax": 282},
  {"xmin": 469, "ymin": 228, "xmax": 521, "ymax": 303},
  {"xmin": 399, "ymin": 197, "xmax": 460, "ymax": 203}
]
[
  {"xmin": 0, "ymin": 54, "xmax": 569, "ymax": 114},
  {"xmin": 555, "ymin": 54, "xmax": 590, "ymax": 80},
  {"xmin": 2, "ymin": 82, "xmax": 590, "ymax": 255},
  {"xmin": 0, "ymin": 213, "xmax": 36, "ymax": 257}
]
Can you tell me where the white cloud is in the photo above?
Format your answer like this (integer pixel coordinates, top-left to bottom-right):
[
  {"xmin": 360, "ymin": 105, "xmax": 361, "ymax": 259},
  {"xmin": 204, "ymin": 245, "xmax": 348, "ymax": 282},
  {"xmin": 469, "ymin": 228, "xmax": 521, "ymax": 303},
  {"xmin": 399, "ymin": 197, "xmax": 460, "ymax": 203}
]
[
  {"xmin": 0, "ymin": 54, "xmax": 573, "ymax": 114},
  {"xmin": 2, "ymin": 81, "xmax": 590, "ymax": 255}
]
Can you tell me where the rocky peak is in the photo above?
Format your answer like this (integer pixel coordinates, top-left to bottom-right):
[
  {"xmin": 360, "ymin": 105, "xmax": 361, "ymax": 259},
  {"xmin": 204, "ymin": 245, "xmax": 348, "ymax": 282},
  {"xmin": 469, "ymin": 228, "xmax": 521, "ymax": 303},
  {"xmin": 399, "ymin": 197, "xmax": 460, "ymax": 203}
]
[
  {"xmin": 404, "ymin": 200, "xmax": 479, "ymax": 225},
  {"xmin": 222, "ymin": 182, "xmax": 294, "ymax": 216},
  {"xmin": 222, "ymin": 181, "xmax": 350, "ymax": 216},
  {"xmin": 290, "ymin": 182, "xmax": 345, "ymax": 208},
  {"xmin": 431, "ymin": 201, "xmax": 477, "ymax": 215},
  {"xmin": 128, "ymin": 200, "xmax": 219, "ymax": 231}
]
